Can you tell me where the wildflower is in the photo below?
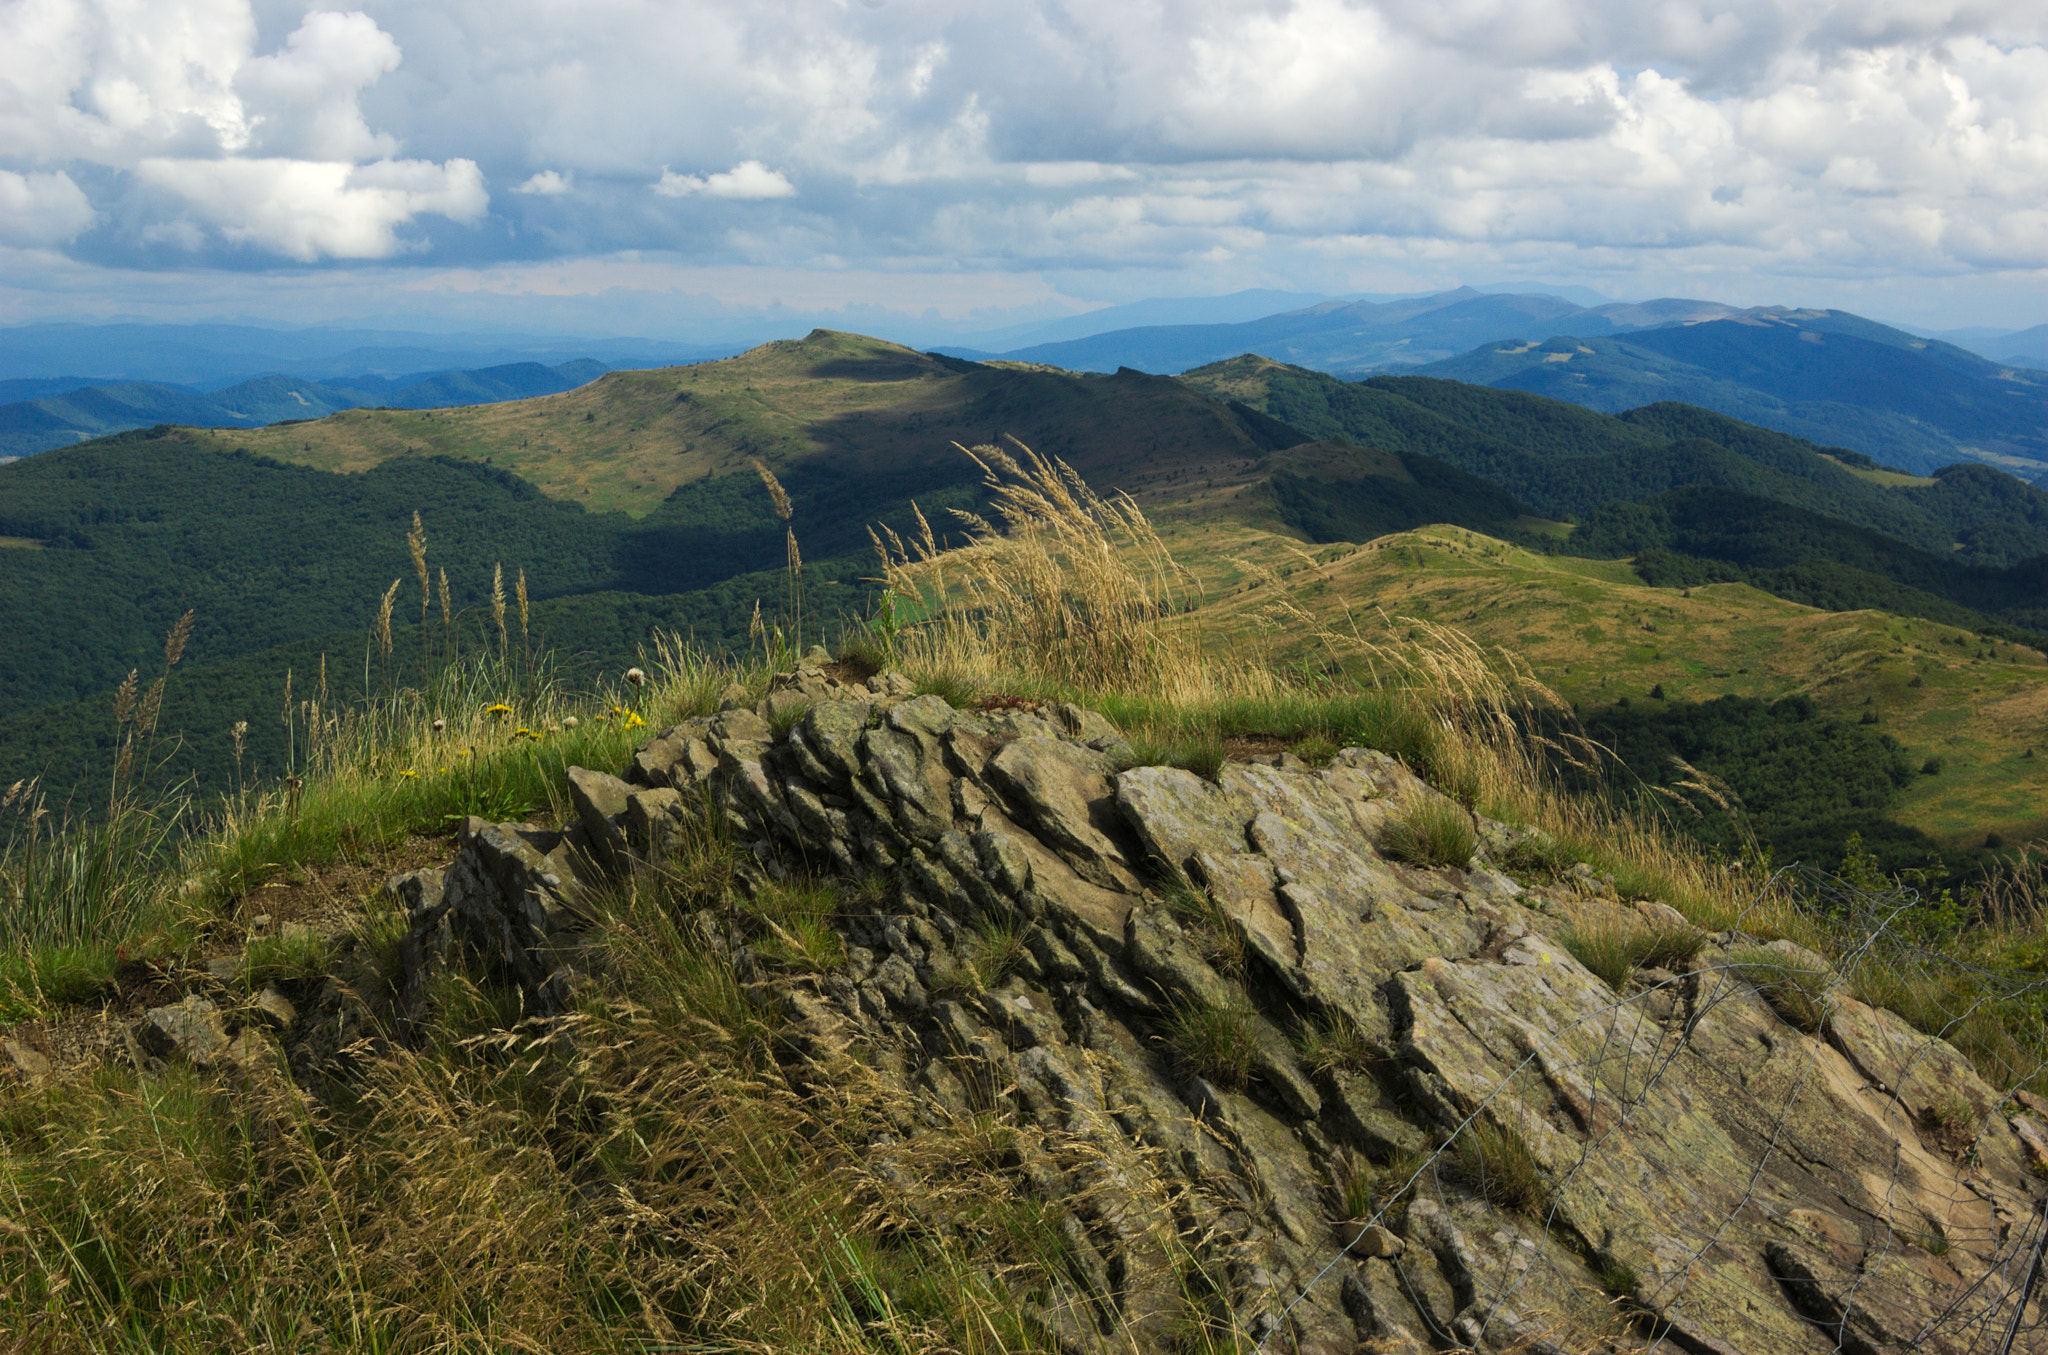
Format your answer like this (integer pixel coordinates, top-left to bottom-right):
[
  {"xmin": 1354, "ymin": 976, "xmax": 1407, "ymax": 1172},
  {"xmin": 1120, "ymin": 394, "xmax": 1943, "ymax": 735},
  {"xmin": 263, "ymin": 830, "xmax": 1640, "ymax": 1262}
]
[
  {"xmin": 399, "ymin": 769, "xmax": 419, "ymax": 779},
  {"xmin": 625, "ymin": 667, "xmax": 646, "ymax": 686},
  {"xmin": 623, "ymin": 711, "xmax": 647, "ymax": 729},
  {"xmin": 563, "ymin": 715, "xmax": 580, "ymax": 730},
  {"xmin": 484, "ymin": 702, "xmax": 512, "ymax": 717},
  {"xmin": 432, "ymin": 718, "xmax": 446, "ymax": 732}
]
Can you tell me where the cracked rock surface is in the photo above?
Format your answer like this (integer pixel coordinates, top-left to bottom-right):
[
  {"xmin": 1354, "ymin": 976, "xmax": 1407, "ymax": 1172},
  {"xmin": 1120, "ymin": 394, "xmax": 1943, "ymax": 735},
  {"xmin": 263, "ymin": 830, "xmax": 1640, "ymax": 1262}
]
[{"xmin": 379, "ymin": 675, "xmax": 2048, "ymax": 1354}]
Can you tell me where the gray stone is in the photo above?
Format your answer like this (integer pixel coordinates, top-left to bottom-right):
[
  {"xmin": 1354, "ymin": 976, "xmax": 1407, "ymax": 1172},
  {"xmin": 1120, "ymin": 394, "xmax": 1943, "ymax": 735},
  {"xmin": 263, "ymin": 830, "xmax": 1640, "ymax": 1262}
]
[
  {"xmin": 1352, "ymin": 1223, "xmax": 1403, "ymax": 1258},
  {"xmin": 136, "ymin": 995, "xmax": 232, "ymax": 1066},
  {"xmin": 1124, "ymin": 906, "xmax": 1234, "ymax": 1009},
  {"xmin": 623, "ymin": 787, "xmax": 686, "ymax": 858},
  {"xmin": 2, "ymin": 1038, "xmax": 51, "ymax": 1082},
  {"xmin": 251, "ymin": 985, "xmax": 297, "ymax": 1030},
  {"xmin": 566, "ymin": 765, "xmax": 635, "ymax": 873},
  {"xmin": 441, "ymin": 817, "xmax": 583, "ymax": 1014},
  {"xmin": 986, "ymin": 737, "xmax": 1138, "ymax": 891}
]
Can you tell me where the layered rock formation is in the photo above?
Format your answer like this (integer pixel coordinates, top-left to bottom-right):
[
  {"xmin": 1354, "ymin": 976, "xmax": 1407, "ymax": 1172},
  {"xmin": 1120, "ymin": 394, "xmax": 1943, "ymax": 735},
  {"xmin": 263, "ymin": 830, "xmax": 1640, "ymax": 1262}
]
[{"xmin": 323, "ymin": 665, "xmax": 2048, "ymax": 1352}]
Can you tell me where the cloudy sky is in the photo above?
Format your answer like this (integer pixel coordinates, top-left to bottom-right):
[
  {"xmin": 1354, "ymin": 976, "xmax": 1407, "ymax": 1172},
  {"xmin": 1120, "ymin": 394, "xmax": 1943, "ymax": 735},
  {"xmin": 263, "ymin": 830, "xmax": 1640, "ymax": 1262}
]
[{"xmin": 1, "ymin": 0, "xmax": 2044, "ymax": 338}]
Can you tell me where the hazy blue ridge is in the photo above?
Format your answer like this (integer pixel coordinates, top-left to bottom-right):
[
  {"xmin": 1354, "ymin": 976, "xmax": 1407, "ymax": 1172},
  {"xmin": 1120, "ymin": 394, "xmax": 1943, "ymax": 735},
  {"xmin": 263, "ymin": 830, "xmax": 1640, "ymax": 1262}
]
[
  {"xmin": 0, "ymin": 359, "xmax": 611, "ymax": 458},
  {"xmin": 1410, "ymin": 319, "xmax": 2048, "ymax": 477}
]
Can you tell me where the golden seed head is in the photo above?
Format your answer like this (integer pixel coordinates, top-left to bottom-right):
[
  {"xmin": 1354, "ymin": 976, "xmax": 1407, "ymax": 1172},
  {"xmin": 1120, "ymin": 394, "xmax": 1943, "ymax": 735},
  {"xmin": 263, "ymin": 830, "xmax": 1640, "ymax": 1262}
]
[
  {"xmin": 113, "ymin": 669, "xmax": 139, "ymax": 724},
  {"xmin": 375, "ymin": 578, "xmax": 402, "ymax": 657},
  {"xmin": 752, "ymin": 459, "xmax": 793, "ymax": 521},
  {"xmin": 164, "ymin": 609, "xmax": 194, "ymax": 668}
]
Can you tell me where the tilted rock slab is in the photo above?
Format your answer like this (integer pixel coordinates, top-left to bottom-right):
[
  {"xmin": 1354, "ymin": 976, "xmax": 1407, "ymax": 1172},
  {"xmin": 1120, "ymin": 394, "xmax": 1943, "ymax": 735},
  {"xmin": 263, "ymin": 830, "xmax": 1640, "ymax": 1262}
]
[{"xmin": 386, "ymin": 678, "xmax": 2048, "ymax": 1354}]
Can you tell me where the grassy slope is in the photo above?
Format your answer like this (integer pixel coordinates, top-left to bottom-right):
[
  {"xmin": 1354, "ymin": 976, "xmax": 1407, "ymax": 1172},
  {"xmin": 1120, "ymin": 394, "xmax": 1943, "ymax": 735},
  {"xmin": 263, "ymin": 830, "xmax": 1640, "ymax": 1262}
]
[
  {"xmin": 202, "ymin": 330, "xmax": 1291, "ymax": 518},
  {"xmin": 1172, "ymin": 519, "xmax": 2048, "ymax": 849}
]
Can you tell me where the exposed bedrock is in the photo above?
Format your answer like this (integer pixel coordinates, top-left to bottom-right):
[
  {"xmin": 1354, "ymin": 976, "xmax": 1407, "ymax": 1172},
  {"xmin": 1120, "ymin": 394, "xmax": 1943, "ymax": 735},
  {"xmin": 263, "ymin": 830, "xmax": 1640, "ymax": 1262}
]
[{"xmin": 376, "ymin": 666, "xmax": 2048, "ymax": 1354}]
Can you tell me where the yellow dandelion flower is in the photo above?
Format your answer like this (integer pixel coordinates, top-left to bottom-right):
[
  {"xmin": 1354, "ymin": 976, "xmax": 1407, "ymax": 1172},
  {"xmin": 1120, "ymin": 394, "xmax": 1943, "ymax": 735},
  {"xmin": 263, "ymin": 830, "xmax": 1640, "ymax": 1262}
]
[
  {"xmin": 399, "ymin": 769, "xmax": 419, "ymax": 779},
  {"xmin": 484, "ymin": 703, "xmax": 513, "ymax": 717}
]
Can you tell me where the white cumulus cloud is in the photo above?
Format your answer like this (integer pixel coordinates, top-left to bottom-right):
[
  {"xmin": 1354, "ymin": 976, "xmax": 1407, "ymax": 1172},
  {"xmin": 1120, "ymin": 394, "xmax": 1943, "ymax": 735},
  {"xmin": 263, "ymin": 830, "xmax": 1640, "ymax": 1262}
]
[
  {"xmin": 135, "ymin": 155, "xmax": 486, "ymax": 260},
  {"xmin": 0, "ymin": 168, "xmax": 96, "ymax": 245},
  {"xmin": 0, "ymin": 0, "xmax": 2043, "ymax": 316},
  {"xmin": 653, "ymin": 161, "xmax": 797, "ymax": 199},
  {"xmin": 0, "ymin": 1, "xmax": 486, "ymax": 259},
  {"xmin": 514, "ymin": 169, "xmax": 570, "ymax": 195}
]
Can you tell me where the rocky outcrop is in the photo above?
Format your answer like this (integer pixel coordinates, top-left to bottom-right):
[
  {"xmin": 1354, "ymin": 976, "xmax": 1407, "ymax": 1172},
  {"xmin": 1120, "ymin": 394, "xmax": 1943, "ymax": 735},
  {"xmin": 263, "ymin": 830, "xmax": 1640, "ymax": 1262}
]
[{"xmin": 381, "ymin": 673, "xmax": 2048, "ymax": 1354}]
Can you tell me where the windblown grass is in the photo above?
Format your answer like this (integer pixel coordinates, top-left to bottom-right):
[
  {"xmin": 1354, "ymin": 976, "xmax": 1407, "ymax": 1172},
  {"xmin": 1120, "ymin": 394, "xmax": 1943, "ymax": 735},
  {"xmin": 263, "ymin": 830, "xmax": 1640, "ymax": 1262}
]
[{"xmin": 0, "ymin": 793, "xmax": 1119, "ymax": 1352}]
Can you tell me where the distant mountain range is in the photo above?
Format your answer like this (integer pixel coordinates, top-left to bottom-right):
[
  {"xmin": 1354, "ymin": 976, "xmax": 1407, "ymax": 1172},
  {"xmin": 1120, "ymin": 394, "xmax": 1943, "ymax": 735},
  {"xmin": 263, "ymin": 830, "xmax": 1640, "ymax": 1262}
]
[
  {"xmin": 937, "ymin": 289, "xmax": 1743, "ymax": 373},
  {"xmin": 1411, "ymin": 311, "xmax": 2048, "ymax": 478},
  {"xmin": 937, "ymin": 290, "xmax": 2048, "ymax": 481},
  {"xmin": 0, "ymin": 322, "xmax": 732, "ymax": 386},
  {"xmin": 1916, "ymin": 323, "xmax": 2048, "ymax": 369},
  {"xmin": 0, "ymin": 359, "xmax": 611, "ymax": 459}
]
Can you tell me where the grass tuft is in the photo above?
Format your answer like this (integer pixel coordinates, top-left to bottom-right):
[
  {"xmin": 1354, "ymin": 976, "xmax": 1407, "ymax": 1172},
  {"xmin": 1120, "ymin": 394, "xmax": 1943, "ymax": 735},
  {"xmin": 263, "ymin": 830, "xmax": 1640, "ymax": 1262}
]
[
  {"xmin": 1557, "ymin": 916, "xmax": 1705, "ymax": 991},
  {"xmin": 1120, "ymin": 728, "xmax": 1227, "ymax": 781},
  {"xmin": 1728, "ymin": 944, "xmax": 1835, "ymax": 1033},
  {"xmin": 1294, "ymin": 1011, "xmax": 1383, "ymax": 1076},
  {"xmin": 1379, "ymin": 799, "xmax": 1478, "ymax": 869},
  {"xmin": 1455, "ymin": 1116, "xmax": 1549, "ymax": 1215},
  {"xmin": 1161, "ymin": 994, "xmax": 1259, "ymax": 1089}
]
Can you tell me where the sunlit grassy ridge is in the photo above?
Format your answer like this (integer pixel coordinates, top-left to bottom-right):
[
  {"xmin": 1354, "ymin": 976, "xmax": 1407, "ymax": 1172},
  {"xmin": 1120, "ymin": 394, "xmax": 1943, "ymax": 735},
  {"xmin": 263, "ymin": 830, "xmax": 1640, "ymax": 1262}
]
[
  {"xmin": 196, "ymin": 330, "xmax": 1294, "ymax": 519},
  {"xmin": 1178, "ymin": 520, "xmax": 2048, "ymax": 850}
]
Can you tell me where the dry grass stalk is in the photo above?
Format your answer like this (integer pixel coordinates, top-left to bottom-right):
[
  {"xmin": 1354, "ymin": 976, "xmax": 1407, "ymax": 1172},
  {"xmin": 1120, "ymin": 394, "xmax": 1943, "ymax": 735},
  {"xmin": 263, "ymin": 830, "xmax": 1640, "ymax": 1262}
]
[
  {"xmin": 874, "ymin": 437, "xmax": 1207, "ymax": 696},
  {"xmin": 374, "ymin": 578, "xmax": 401, "ymax": 660},
  {"xmin": 163, "ymin": 608, "xmax": 194, "ymax": 668},
  {"xmin": 407, "ymin": 509, "xmax": 428, "ymax": 626},
  {"xmin": 516, "ymin": 568, "xmax": 530, "ymax": 643},
  {"xmin": 753, "ymin": 458, "xmax": 793, "ymax": 521},
  {"xmin": 491, "ymin": 562, "xmax": 508, "ymax": 655},
  {"xmin": 112, "ymin": 668, "xmax": 138, "ymax": 724},
  {"xmin": 437, "ymin": 566, "xmax": 452, "ymax": 635}
]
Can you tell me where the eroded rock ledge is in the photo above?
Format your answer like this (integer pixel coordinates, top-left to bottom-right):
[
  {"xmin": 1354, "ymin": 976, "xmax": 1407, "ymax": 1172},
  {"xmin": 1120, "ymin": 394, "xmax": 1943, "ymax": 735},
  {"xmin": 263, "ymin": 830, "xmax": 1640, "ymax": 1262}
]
[{"xmin": 336, "ymin": 669, "xmax": 2048, "ymax": 1353}]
